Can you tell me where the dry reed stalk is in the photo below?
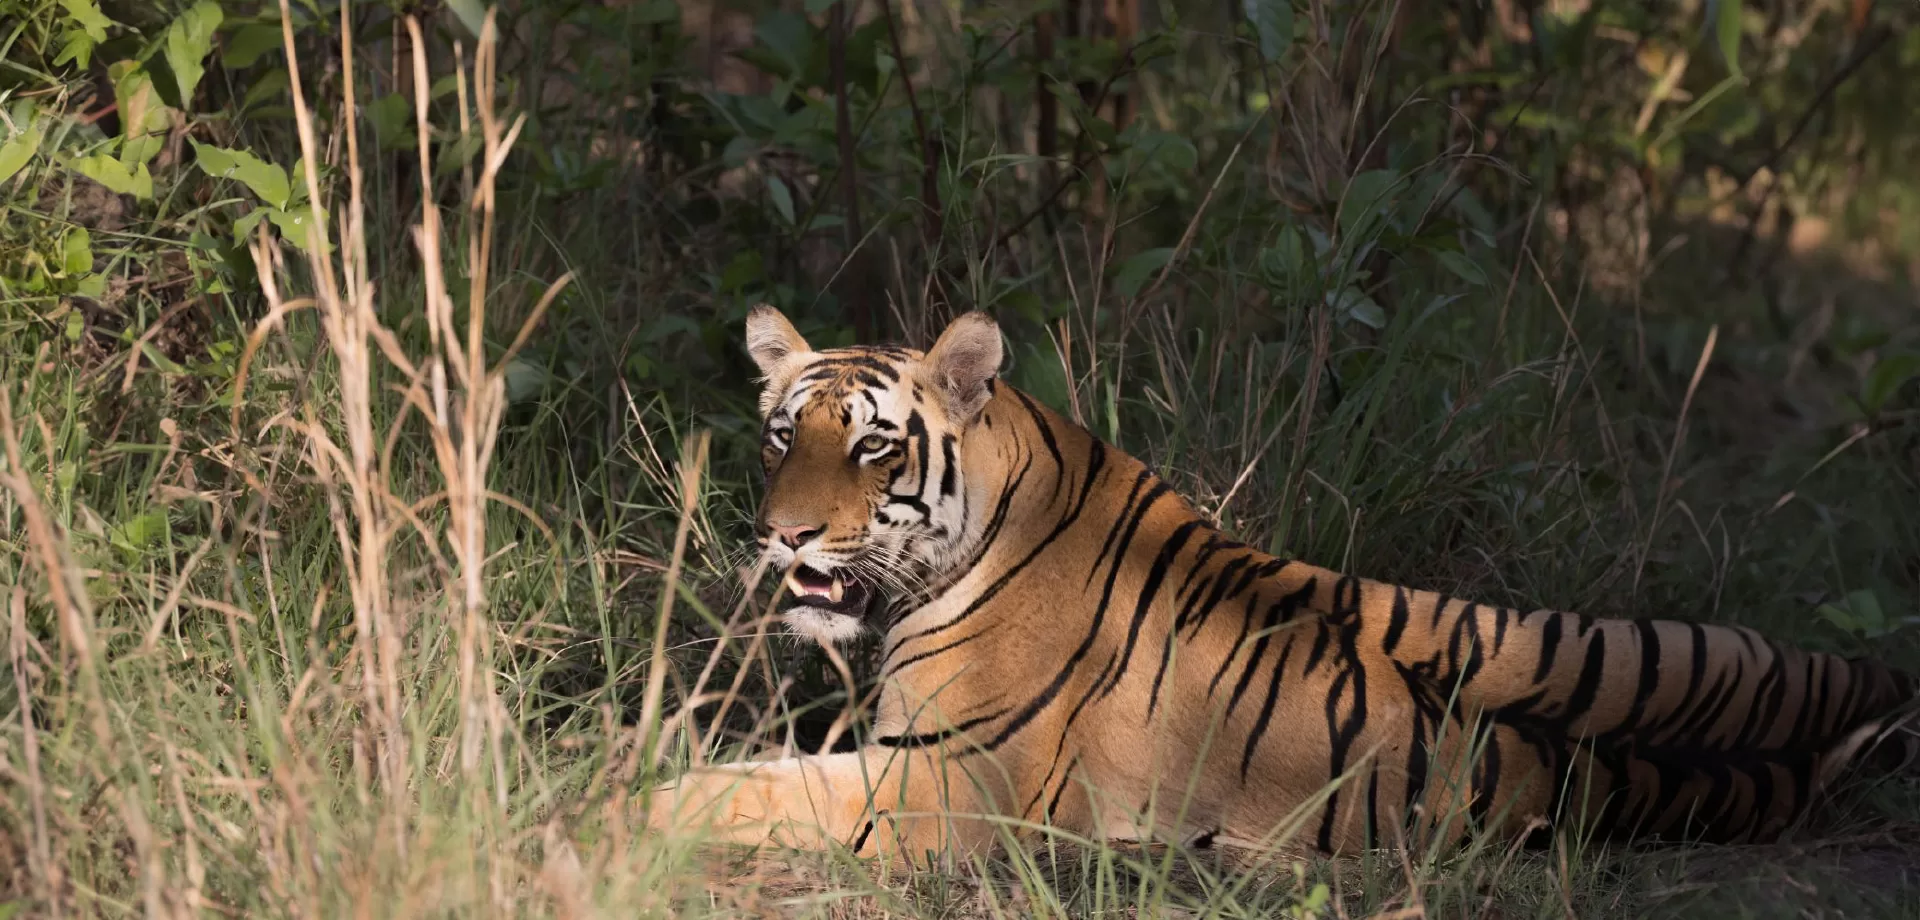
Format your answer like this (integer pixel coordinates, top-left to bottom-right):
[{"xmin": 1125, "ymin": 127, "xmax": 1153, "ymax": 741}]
[
  {"xmin": 274, "ymin": 0, "xmax": 405, "ymax": 800},
  {"xmin": 247, "ymin": 0, "xmax": 569, "ymax": 868},
  {"xmin": 640, "ymin": 429, "xmax": 712, "ymax": 770}
]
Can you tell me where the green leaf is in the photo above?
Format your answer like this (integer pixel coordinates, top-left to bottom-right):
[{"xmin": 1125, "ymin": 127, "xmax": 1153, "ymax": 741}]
[
  {"xmin": 191, "ymin": 140, "xmax": 291, "ymax": 209},
  {"xmin": 164, "ymin": 1, "xmax": 224, "ymax": 108},
  {"xmin": 753, "ymin": 11, "xmax": 813, "ymax": 79},
  {"xmin": 365, "ymin": 93, "xmax": 416, "ymax": 151},
  {"xmin": 53, "ymin": 31, "xmax": 97, "ymax": 70},
  {"xmin": 1049, "ymin": 82, "xmax": 1119, "ymax": 147},
  {"xmin": 75, "ymin": 272, "xmax": 108, "ymax": 298},
  {"xmin": 504, "ymin": 357, "xmax": 550, "ymax": 405},
  {"xmin": 62, "ymin": 228, "xmax": 93, "ymax": 275},
  {"xmin": 766, "ymin": 174, "xmax": 795, "ymax": 225},
  {"xmin": 70, "ymin": 155, "xmax": 153, "ymax": 199},
  {"xmin": 110, "ymin": 62, "xmax": 171, "ymax": 167},
  {"xmin": 222, "ymin": 22, "xmax": 283, "ymax": 69},
  {"xmin": 1436, "ymin": 250, "xmax": 1488, "ymax": 288},
  {"xmin": 111, "ymin": 508, "xmax": 171, "ymax": 553},
  {"xmin": 234, "ymin": 205, "xmax": 271, "ymax": 242},
  {"xmin": 242, "ymin": 68, "xmax": 291, "ymax": 110},
  {"xmin": 446, "ymin": 0, "xmax": 487, "ymax": 38},
  {"xmin": 0, "ymin": 118, "xmax": 44, "ymax": 184},
  {"xmin": 1123, "ymin": 130, "xmax": 1197, "ymax": 172},
  {"xmin": 1246, "ymin": 0, "xmax": 1295, "ymax": 62},
  {"xmin": 65, "ymin": 309, "xmax": 85, "ymax": 342},
  {"xmin": 1327, "ymin": 286, "xmax": 1385, "ymax": 328},
  {"xmin": 1113, "ymin": 247, "xmax": 1175, "ymax": 299},
  {"xmin": 1338, "ymin": 169, "xmax": 1402, "ymax": 240},
  {"xmin": 434, "ymin": 133, "xmax": 484, "ymax": 178},
  {"xmin": 266, "ymin": 206, "xmax": 329, "ymax": 253},
  {"xmin": 1861, "ymin": 352, "xmax": 1920, "ymax": 414},
  {"xmin": 1817, "ymin": 589, "xmax": 1890, "ymax": 637},
  {"xmin": 1712, "ymin": 0, "xmax": 1743, "ymax": 79},
  {"xmin": 61, "ymin": 0, "xmax": 112, "ymax": 41},
  {"xmin": 1262, "ymin": 225, "xmax": 1309, "ymax": 282}
]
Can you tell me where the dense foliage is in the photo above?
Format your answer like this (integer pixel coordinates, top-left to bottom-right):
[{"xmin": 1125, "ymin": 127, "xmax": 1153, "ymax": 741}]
[{"xmin": 2, "ymin": 0, "xmax": 1918, "ymax": 915}]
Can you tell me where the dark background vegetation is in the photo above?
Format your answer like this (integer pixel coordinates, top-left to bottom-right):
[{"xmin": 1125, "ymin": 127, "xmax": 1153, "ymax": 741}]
[{"xmin": 3, "ymin": 0, "xmax": 1920, "ymax": 916}]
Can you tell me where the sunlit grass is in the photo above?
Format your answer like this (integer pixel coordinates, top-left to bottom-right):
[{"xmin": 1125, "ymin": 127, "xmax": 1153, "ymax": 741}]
[{"xmin": 4, "ymin": 3, "xmax": 1920, "ymax": 919}]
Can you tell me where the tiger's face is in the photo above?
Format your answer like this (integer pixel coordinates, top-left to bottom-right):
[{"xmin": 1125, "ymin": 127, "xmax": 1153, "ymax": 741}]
[{"xmin": 744, "ymin": 306, "xmax": 1004, "ymax": 645}]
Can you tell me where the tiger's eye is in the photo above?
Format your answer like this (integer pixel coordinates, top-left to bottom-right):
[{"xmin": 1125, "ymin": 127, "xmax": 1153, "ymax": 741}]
[{"xmin": 858, "ymin": 434, "xmax": 890, "ymax": 453}]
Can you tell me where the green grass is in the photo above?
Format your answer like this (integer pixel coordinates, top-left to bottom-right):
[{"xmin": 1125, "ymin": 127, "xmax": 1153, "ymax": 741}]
[{"xmin": 4, "ymin": 1, "xmax": 1920, "ymax": 917}]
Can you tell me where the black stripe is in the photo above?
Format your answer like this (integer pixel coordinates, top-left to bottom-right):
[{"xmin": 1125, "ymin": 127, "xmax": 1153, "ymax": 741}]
[
  {"xmin": 1329, "ymin": 575, "xmax": 1362, "ymax": 624},
  {"xmin": 1024, "ymin": 743, "xmax": 1074, "ymax": 818},
  {"xmin": 1532, "ymin": 614, "xmax": 1565, "ymax": 685},
  {"xmin": 1088, "ymin": 471, "xmax": 1155, "ymax": 587},
  {"xmin": 1045, "ymin": 756, "xmax": 1080, "ymax": 821},
  {"xmin": 1365, "ymin": 764, "xmax": 1382, "ymax": 848},
  {"xmin": 1382, "ymin": 586, "xmax": 1412, "ymax": 655},
  {"xmin": 1302, "ymin": 623, "xmax": 1333, "ymax": 675},
  {"xmin": 1244, "ymin": 591, "xmax": 1320, "ymax": 775},
  {"xmin": 1558, "ymin": 630, "xmax": 1608, "ymax": 726},
  {"xmin": 1206, "ymin": 594, "xmax": 1263, "ymax": 699},
  {"xmin": 1315, "ymin": 658, "xmax": 1369, "ymax": 852},
  {"xmin": 807, "ymin": 354, "xmax": 902, "ymax": 381},
  {"xmin": 1446, "ymin": 603, "xmax": 1484, "ymax": 686},
  {"xmin": 873, "ymin": 709, "xmax": 1007, "ymax": 748},
  {"xmin": 1677, "ymin": 658, "xmax": 1745, "ymax": 748},
  {"xmin": 1011, "ymin": 389, "xmax": 1066, "ymax": 485},
  {"xmin": 1098, "ymin": 519, "xmax": 1206, "ymax": 703},
  {"xmin": 888, "ymin": 439, "xmax": 1065, "ymax": 654},
  {"xmin": 1224, "ymin": 598, "xmax": 1292, "ymax": 717},
  {"xmin": 1395, "ymin": 663, "xmax": 1437, "ymax": 828},
  {"xmin": 1184, "ymin": 555, "xmax": 1277, "ymax": 638},
  {"xmin": 1786, "ymin": 652, "xmax": 1821, "ymax": 746},
  {"xmin": 977, "ymin": 477, "xmax": 1168, "ymax": 752},
  {"xmin": 1729, "ymin": 652, "xmax": 1787, "ymax": 750},
  {"xmin": 1151, "ymin": 545, "xmax": 1236, "ymax": 713},
  {"xmin": 1468, "ymin": 722, "xmax": 1503, "ymax": 826},
  {"xmin": 1623, "ymin": 620, "xmax": 1663, "ymax": 730},
  {"xmin": 939, "ymin": 434, "xmax": 958, "ymax": 497},
  {"xmin": 1653, "ymin": 622, "xmax": 1711, "ymax": 742},
  {"xmin": 905, "ymin": 409, "xmax": 931, "ymax": 494},
  {"xmin": 886, "ymin": 630, "xmax": 987, "ymax": 674}
]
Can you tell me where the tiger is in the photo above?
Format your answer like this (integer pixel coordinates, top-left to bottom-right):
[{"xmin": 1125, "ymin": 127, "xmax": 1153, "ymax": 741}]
[{"xmin": 644, "ymin": 305, "xmax": 1918, "ymax": 865}]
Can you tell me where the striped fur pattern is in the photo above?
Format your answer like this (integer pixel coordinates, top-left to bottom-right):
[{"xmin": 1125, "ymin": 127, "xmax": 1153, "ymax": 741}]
[{"xmin": 647, "ymin": 308, "xmax": 1917, "ymax": 863}]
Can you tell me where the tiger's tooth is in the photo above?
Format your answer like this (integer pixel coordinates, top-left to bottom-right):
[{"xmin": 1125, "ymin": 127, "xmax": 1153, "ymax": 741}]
[
  {"xmin": 785, "ymin": 572, "xmax": 808, "ymax": 597},
  {"xmin": 828, "ymin": 575, "xmax": 845, "ymax": 603}
]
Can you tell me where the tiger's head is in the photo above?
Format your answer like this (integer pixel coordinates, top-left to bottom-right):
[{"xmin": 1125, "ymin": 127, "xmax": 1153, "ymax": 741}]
[{"xmin": 743, "ymin": 306, "xmax": 1004, "ymax": 645}]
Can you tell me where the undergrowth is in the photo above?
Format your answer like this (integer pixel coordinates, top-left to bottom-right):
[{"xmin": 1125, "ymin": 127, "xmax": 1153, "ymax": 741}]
[{"xmin": 3, "ymin": 0, "xmax": 1919, "ymax": 917}]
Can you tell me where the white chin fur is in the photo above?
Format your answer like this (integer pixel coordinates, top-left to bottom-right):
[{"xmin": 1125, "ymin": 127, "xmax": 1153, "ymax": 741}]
[{"xmin": 783, "ymin": 608, "xmax": 865, "ymax": 646}]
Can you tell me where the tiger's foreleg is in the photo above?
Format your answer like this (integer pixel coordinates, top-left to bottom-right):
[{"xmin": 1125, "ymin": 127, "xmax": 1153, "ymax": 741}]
[{"xmin": 643, "ymin": 744, "xmax": 1014, "ymax": 864}]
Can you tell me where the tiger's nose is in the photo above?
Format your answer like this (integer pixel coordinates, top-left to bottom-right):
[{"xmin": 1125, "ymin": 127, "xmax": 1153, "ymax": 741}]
[{"xmin": 768, "ymin": 521, "xmax": 824, "ymax": 549}]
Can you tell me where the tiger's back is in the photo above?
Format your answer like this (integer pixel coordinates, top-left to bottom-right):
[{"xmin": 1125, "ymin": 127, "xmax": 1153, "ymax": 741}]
[{"xmin": 647, "ymin": 308, "xmax": 1917, "ymax": 862}]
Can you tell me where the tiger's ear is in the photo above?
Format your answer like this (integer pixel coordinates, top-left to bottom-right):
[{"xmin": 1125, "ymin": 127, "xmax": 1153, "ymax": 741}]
[
  {"xmin": 744, "ymin": 304, "xmax": 811, "ymax": 377},
  {"xmin": 922, "ymin": 311, "xmax": 1003, "ymax": 424}
]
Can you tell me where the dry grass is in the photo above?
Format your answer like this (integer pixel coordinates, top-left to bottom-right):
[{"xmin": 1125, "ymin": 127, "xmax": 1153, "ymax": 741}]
[{"xmin": 4, "ymin": 4, "xmax": 1919, "ymax": 919}]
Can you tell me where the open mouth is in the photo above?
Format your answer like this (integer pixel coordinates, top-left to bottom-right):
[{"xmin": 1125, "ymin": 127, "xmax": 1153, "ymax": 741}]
[{"xmin": 784, "ymin": 564, "xmax": 873, "ymax": 616}]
